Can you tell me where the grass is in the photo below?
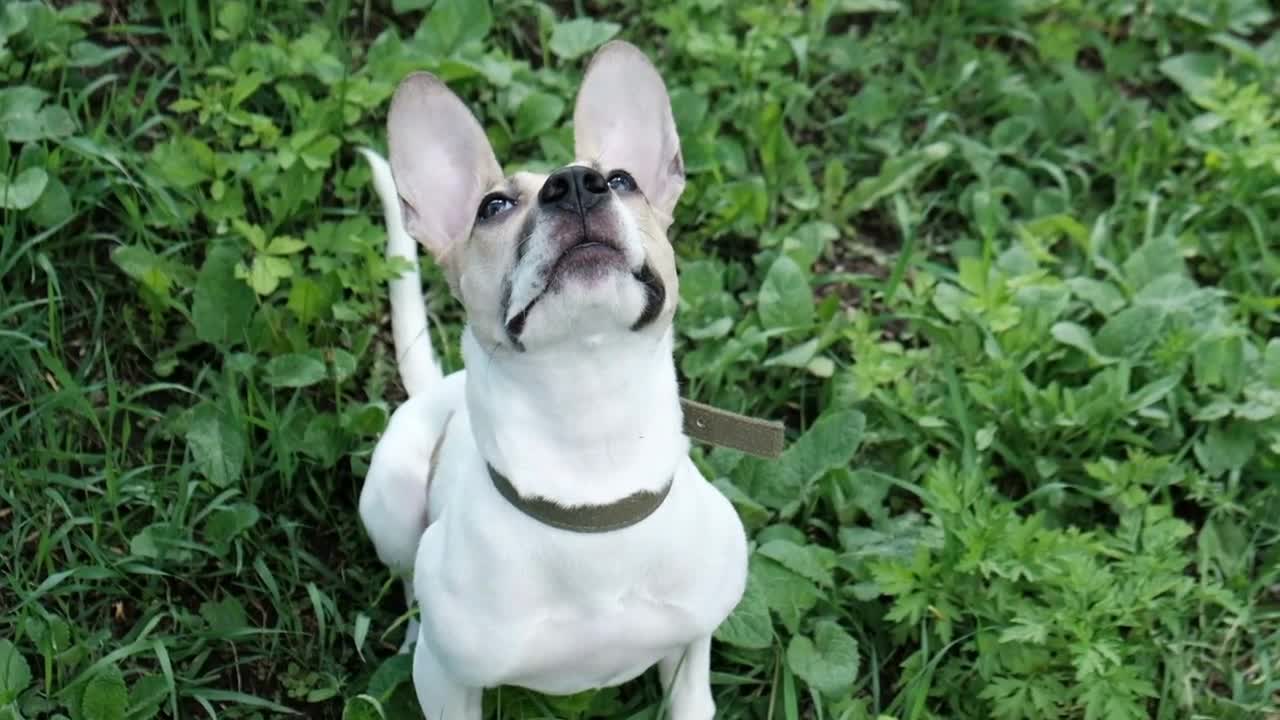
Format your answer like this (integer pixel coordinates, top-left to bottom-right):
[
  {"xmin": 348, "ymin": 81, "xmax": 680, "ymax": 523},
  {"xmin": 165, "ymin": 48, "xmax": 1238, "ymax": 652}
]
[{"xmin": 2, "ymin": 0, "xmax": 1279, "ymax": 718}]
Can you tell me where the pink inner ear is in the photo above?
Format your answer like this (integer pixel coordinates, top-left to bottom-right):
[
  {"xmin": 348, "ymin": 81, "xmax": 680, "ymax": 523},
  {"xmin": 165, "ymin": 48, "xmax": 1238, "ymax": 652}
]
[
  {"xmin": 573, "ymin": 42, "xmax": 685, "ymax": 225},
  {"xmin": 388, "ymin": 72, "xmax": 503, "ymax": 259}
]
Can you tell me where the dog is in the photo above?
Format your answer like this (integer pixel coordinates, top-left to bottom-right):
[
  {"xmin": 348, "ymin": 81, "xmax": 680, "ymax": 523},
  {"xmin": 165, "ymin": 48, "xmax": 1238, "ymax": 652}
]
[{"xmin": 357, "ymin": 40, "xmax": 748, "ymax": 720}]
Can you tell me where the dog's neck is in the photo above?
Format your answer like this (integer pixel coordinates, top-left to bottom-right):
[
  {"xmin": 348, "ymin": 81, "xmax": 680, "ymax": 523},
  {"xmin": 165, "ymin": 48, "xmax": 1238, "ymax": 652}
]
[{"xmin": 462, "ymin": 326, "xmax": 687, "ymax": 507}]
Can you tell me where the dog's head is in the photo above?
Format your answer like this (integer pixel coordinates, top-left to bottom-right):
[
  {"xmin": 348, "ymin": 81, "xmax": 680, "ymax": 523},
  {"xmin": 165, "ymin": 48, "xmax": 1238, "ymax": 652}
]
[{"xmin": 387, "ymin": 41, "xmax": 684, "ymax": 353}]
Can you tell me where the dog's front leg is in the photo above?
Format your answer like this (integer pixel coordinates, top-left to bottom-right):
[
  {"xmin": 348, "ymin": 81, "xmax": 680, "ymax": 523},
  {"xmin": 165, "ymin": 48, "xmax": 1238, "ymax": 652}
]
[
  {"xmin": 413, "ymin": 637, "xmax": 482, "ymax": 720},
  {"xmin": 659, "ymin": 635, "xmax": 716, "ymax": 720}
]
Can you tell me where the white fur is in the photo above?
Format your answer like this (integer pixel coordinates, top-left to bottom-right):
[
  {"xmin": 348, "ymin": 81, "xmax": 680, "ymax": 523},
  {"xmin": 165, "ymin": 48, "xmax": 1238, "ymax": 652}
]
[
  {"xmin": 358, "ymin": 149, "xmax": 440, "ymax": 396},
  {"xmin": 358, "ymin": 41, "xmax": 747, "ymax": 720}
]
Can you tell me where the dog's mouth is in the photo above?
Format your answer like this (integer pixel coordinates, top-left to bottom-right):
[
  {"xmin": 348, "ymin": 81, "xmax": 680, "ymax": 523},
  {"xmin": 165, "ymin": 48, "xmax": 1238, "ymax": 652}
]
[{"xmin": 503, "ymin": 236, "xmax": 664, "ymax": 346}]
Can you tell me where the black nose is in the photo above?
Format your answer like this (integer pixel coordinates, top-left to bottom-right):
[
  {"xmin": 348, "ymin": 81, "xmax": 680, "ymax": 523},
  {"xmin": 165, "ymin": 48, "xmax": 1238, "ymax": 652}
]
[{"xmin": 538, "ymin": 166, "xmax": 608, "ymax": 214}]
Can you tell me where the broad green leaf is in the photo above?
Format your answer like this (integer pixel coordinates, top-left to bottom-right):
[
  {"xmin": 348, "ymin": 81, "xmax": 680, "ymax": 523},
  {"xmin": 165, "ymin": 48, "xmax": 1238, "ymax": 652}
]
[
  {"xmin": 0, "ymin": 167, "xmax": 47, "ymax": 209},
  {"xmin": 1122, "ymin": 235, "xmax": 1184, "ymax": 290},
  {"xmin": 989, "ymin": 116, "xmax": 1034, "ymax": 152},
  {"xmin": 186, "ymin": 402, "xmax": 245, "ymax": 487},
  {"xmin": 786, "ymin": 620, "xmax": 859, "ymax": 696},
  {"xmin": 1194, "ymin": 422, "xmax": 1256, "ymax": 478},
  {"xmin": 711, "ymin": 478, "xmax": 771, "ymax": 529},
  {"xmin": 193, "ymin": 244, "xmax": 255, "ymax": 346},
  {"xmin": 783, "ymin": 221, "xmax": 839, "ymax": 271},
  {"xmin": 0, "ymin": 85, "xmax": 70, "ymax": 142},
  {"xmin": 0, "ymin": 639, "xmax": 31, "ymax": 705},
  {"xmin": 783, "ymin": 409, "xmax": 865, "ymax": 488},
  {"xmin": 111, "ymin": 244, "xmax": 175, "ymax": 299},
  {"xmin": 759, "ymin": 539, "xmax": 834, "ymax": 587},
  {"xmin": 763, "ymin": 338, "xmax": 819, "ymax": 368},
  {"xmin": 302, "ymin": 412, "xmax": 343, "ymax": 468},
  {"xmin": 298, "ymin": 135, "xmax": 340, "ymax": 171},
  {"xmin": 148, "ymin": 136, "xmax": 215, "ymax": 188},
  {"xmin": 515, "ymin": 92, "xmax": 565, "ymax": 139},
  {"xmin": 128, "ymin": 674, "xmax": 168, "ymax": 720},
  {"xmin": 807, "ymin": 356, "xmax": 835, "ymax": 378},
  {"xmin": 343, "ymin": 695, "xmax": 385, "ymax": 720},
  {"xmin": 1263, "ymin": 339, "xmax": 1280, "ymax": 387},
  {"xmin": 1158, "ymin": 52, "xmax": 1223, "ymax": 98},
  {"xmin": 1194, "ymin": 332, "xmax": 1246, "ymax": 391},
  {"xmin": 749, "ymin": 410, "xmax": 864, "ymax": 509},
  {"xmin": 237, "ymin": 254, "xmax": 292, "ymax": 295},
  {"xmin": 548, "ymin": 18, "xmax": 620, "ymax": 60},
  {"xmin": 713, "ymin": 569, "xmax": 773, "ymax": 649},
  {"xmin": 265, "ymin": 235, "xmax": 307, "ymax": 255},
  {"xmin": 419, "ymin": 0, "xmax": 491, "ymax": 54},
  {"xmin": 1128, "ymin": 374, "xmax": 1181, "ymax": 412},
  {"xmin": 1066, "ymin": 276, "xmax": 1125, "ymax": 315},
  {"xmin": 1094, "ymin": 305, "xmax": 1163, "ymax": 360},
  {"xmin": 343, "ymin": 402, "xmax": 390, "ymax": 437},
  {"xmin": 204, "ymin": 503, "xmax": 261, "ymax": 553},
  {"xmin": 1198, "ymin": 516, "xmax": 1250, "ymax": 580},
  {"xmin": 36, "ymin": 105, "xmax": 75, "ymax": 138},
  {"xmin": 216, "ymin": 1, "xmax": 249, "ymax": 35},
  {"xmin": 129, "ymin": 523, "xmax": 191, "ymax": 561},
  {"xmin": 200, "ymin": 596, "xmax": 249, "ymax": 635},
  {"xmin": 28, "ymin": 174, "xmax": 72, "ymax": 227},
  {"xmin": 367, "ymin": 655, "xmax": 414, "ymax": 703},
  {"xmin": 81, "ymin": 665, "xmax": 128, "ymax": 720},
  {"xmin": 1051, "ymin": 322, "xmax": 1112, "ymax": 364},
  {"xmin": 69, "ymin": 40, "xmax": 129, "ymax": 68},
  {"xmin": 287, "ymin": 276, "xmax": 332, "ymax": 325},
  {"xmin": 233, "ymin": 219, "xmax": 268, "ymax": 250},
  {"xmin": 753, "ymin": 556, "xmax": 820, "ymax": 632},
  {"xmin": 0, "ymin": 87, "xmax": 45, "ymax": 116},
  {"xmin": 758, "ymin": 255, "xmax": 814, "ymax": 330},
  {"xmin": 0, "ymin": 4, "xmax": 31, "ymax": 40},
  {"xmin": 264, "ymin": 353, "xmax": 327, "ymax": 388},
  {"xmin": 330, "ymin": 349, "xmax": 358, "ymax": 382},
  {"xmin": 55, "ymin": 2, "xmax": 102, "ymax": 22}
]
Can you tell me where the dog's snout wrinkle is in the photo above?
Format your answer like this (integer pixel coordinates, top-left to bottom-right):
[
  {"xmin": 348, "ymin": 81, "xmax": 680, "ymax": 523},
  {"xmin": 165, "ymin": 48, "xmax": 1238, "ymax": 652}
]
[{"xmin": 539, "ymin": 166, "xmax": 609, "ymax": 215}]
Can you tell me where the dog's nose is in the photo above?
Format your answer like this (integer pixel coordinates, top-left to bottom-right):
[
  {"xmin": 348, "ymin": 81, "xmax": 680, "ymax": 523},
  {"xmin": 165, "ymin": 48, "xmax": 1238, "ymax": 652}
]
[{"xmin": 538, "ymin": 166, "xmax": 608, "ymax": 214}]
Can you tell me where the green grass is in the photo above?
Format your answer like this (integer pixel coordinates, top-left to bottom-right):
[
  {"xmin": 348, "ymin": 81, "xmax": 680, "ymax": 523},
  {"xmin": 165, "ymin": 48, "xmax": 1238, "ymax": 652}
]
[{"xmin": 2, "ymin": 0, "xmax": 1279, "ymax": 718}]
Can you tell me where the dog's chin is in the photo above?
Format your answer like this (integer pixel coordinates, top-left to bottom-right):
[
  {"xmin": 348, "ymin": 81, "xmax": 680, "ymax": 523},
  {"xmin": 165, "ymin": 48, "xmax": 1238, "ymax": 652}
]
[{"xmin": 508, "ymin": 271, "xmax": 652, "ymax": 350}]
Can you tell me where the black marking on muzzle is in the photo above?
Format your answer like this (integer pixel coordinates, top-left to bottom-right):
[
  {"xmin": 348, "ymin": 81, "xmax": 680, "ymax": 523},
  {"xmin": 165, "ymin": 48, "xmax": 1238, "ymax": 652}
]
[
  {"xmin": 499, "ymin": 280, "xmax": 527, "ymax": 352},
  {"xmin": 514, "ymin": 213, "xmax": 536, "ymax": 264},
  {"xmin": 499, "ymin": 215, "xmax": 540, "ymax": 353},
  {"xmin": 630, "ymin": 263, "xmax": 665, "ymax": 332}
]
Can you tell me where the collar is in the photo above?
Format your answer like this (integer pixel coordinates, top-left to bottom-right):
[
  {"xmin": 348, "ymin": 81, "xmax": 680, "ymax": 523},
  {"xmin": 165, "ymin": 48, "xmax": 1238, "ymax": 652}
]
[
  {"xmin": 487, "ymin": 463, "xmax": 673, "ymax": 533},
  {"xmin": 484, "ymin": 398, "xmax": 782, "ymax": 533},
  {"xmin": 679, "ymin": 398, "xmax": 785, "ymax": 459}
]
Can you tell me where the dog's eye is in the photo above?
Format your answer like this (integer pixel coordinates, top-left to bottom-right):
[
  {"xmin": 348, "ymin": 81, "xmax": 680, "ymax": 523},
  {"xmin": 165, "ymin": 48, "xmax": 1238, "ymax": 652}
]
[
  {"xmin": 607, "ymin": 171, "xmax": 637, "ymax": 192},
  {"xmin": 477, "ymin": 194, "xmax": 515, "ymax": 221}
]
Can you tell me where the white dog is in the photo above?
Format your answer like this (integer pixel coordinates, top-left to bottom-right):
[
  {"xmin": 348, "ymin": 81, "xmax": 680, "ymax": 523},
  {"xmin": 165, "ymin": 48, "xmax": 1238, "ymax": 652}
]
[{"xmin": 358, "ymin": 41, "xmax": 750, "ymax": 720}]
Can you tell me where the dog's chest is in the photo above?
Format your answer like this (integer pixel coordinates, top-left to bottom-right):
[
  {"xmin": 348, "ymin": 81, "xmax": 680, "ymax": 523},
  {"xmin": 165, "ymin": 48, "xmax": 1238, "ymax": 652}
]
[{"xmin": 413, "ymin": 462, "xmax": 748, "ymax": 693}]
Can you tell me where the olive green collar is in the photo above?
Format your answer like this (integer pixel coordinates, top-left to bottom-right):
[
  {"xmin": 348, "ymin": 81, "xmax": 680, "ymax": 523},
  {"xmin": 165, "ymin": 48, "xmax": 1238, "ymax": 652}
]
[
  {"xmin": 678, "ymin": 398, "xmax": 785, "ymax": 459},
  {"xmin": 488, "ymin": 464, "xmax": 673, "ymax": 533},
  {"xmin": 487, "ymin": 399, "xmax": 783, "ymax": 533}
]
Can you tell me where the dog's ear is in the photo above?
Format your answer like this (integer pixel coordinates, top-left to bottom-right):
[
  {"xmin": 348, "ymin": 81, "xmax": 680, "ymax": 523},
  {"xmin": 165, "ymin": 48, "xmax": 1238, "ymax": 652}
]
[
  {"xmin": 574, "ymin": 41, "xmax": 685, "ymax": 229},
  {"xmin": 389, "ymin": 72, "xmax": 503, "ymax": 259}
]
